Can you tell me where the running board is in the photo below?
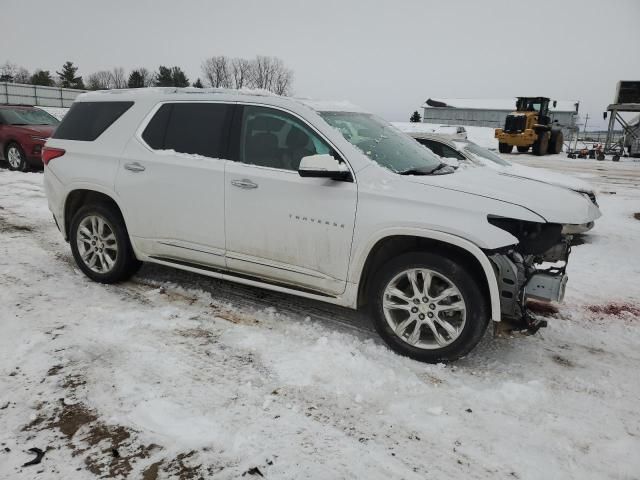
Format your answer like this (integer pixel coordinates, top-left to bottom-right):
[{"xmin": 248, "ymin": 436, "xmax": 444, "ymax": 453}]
[{"xmin": 148, "ymin": 255, "xmax": 335, "ymax": 298}]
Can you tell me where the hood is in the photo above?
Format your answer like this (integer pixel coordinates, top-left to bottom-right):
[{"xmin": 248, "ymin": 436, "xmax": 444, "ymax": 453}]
[
  {"xmin": 403, "ymin": 167, "xmax": 601, "ymax": 225},
  {"xmin": 502, "ymin": 164, "xmax": 596, "ymax": 194},
  {"xmin": 10, "ymin": 125, "xmax": 56, "ymax": 138}
]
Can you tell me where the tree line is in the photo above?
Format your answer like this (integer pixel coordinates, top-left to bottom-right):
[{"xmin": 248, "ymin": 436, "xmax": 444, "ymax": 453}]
[{"xmin": 0, "ymin": 55, "xmax": 294, "ymax": 95}]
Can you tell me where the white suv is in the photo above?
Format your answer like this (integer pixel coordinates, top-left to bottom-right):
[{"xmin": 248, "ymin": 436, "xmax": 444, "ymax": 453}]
[{"xmin": 43, "ymin": 88, "xmax": 601, "ymax": 362}]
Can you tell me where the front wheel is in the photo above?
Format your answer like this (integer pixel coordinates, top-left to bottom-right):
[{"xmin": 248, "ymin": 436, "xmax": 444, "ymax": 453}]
[
  {"xmin": 70, "ymin": 204, "xmax": 141, "ymax": 283},
  {"xmin": 368, "ymin": 252, "xmax": 489, "ymax": 363},
  {"xmin": 498, "ymin": 142, "xmax": 513, "ymax": 154}
]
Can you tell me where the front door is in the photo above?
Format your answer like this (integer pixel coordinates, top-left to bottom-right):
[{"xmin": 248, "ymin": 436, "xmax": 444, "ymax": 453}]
[
  {"xmin": 224, "ymin": 105, "xmax": 357, "ymax": 295},
  {"xmin": 116, "ymin": 102, "xmax": 233, "ymax": 267}
]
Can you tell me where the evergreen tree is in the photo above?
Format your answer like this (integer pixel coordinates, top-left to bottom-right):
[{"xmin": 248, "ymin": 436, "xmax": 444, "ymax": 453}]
[
  {"xmin": 128, "ymin": 70, "xmax": 145, "ymax": 88},
  {"xmin": 154, "ymin": 66, "xmax": 174, "ymax": 87},
  {"xmin": 56, "ymin": 61, "xmax": 84, "ymax": 89},
  {"xmin": 30, "ymin": 70, "xmax": 55, "ymax": 86},
  {"xmin": 171, "ymin": 67, "xmax": 189, "ymax": 87},
  {"xmin": 192, "ymin": 78, "xmax": 204, "ymax": 88},
  {"xmin": 154, "ymin": 66, "xmax": 190, "ymax": 87},
  {"xmin": 410, "ymin": 110, "xmax": 422, "ymax": 123}
]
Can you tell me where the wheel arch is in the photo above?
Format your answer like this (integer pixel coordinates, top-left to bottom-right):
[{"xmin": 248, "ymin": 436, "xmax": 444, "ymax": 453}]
[
  {"xmin": 353, "ymin": 230, "xmax": 501, "ymax": 322},
  {"xmin": 63, "ymin": 188, "xmax": 128, "ymax": 240}
]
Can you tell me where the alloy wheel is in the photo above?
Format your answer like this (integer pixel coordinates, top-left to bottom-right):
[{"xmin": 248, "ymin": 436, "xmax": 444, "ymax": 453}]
[
  {"xmin": 382, "ymin": 268, "xmax": 466, "ymax": 349},
  {"xmin": 75, "ymin": 215, "xmax": 119, "ymax": 274}
]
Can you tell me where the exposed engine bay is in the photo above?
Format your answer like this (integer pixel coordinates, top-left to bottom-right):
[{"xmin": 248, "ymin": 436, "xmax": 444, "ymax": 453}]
[{"xmin": 487, "ymin": 217, "xmax": 572, "ymax": 333}]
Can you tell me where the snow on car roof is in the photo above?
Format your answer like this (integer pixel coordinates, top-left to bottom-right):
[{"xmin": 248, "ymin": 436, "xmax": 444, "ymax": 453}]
[
  {"xmin": 75, "ymin": 88, "xmax": 369, "ymax": 115},
  {"xmin": 422, "ymin": 97, "xmax": 579, "ymax": 113},
  {"xmin": 295, "ymin": 98, "xmax": 369, "ymax": 113}
]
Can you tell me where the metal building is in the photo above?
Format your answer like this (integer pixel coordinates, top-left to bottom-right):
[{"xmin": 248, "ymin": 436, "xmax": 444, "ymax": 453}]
[{"xmin": 422, "ymin": 98, "xmax": 579, "ymax": 136}]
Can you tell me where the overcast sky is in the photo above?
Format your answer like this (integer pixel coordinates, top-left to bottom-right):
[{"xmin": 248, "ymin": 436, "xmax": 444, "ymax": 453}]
[{"xmin": 3, "ymin": 0, "xmax": 639, "ymax": 128}]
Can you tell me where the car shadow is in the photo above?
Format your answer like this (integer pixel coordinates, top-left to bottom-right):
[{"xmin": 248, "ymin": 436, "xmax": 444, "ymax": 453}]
[{"xmin": 135, "ymin": 262, "xmax": 378, "ymax": 341}]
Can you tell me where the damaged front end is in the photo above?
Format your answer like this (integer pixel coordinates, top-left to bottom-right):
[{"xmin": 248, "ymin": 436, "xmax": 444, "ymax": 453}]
[{"xmin": 486, "ymin": 217, "xmax": 571, "ymax": 333}]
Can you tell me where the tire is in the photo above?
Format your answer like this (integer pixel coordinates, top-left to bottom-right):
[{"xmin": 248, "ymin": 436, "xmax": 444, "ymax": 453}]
[
  {"xmin": 368, "ymin": 252, "xmax": 489, "ymax": 363},
  {"xmin": 516, "ymin": 146, "xmax": 529, "ymax": 153},
  {"xmin": 532, "ymin": 132, "xmax": 549, "ymax": 156},
  {"xmin": 69, "ymin": 203, "xmax": 141, "ymax": 283},
  {"xmin": 498, "ymin": 142, "xmax": 513, "ymax": 154},
  {"xmin": 548, "ymin": 130, "xmax": 564, "ymax": 154},
  {"xmin": 597, "ymin": 153, "xmax": 605, "ymax": 161},
  {"xmin": 612, "ymin": 155, "xmax": 620, "ymax": 162},
  {"xmin": 5, "ymin": 143, "xmax": 28, "ymax": 171}
]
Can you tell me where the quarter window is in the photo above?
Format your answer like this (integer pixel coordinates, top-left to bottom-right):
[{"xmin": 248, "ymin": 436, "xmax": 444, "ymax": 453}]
[
  {"xmin": 53, "ymin": 102, "xmax": 132, "ymax": 141},
  {"xmin": 239, "ymin": 105, "xmax": 332, "ymax": 171}
]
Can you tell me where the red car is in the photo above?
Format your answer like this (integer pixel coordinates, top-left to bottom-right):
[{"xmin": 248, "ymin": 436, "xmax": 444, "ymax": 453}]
[{"xmin": 0, "ymin": 105, "xmax": 60, "ymax": 171}]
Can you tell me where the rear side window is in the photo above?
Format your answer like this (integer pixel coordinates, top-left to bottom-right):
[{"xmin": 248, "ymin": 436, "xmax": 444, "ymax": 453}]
[
  {"xmin": 142, "ymin": 103, "xmax": 232, "ymax": 159},
  {"xmin": 53, "ymin": 102, "xmax": 133, "ymax": 141}
]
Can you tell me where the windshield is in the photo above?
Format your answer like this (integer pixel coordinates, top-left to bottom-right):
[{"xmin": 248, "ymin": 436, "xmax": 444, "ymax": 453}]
[
  {"xmin": 462, "ymin": 142, "xmax": 511, "ymax": 166},
  {"xmin": 0, "ymin": 108, "xmax": 59, "ymax": 126},
  {"xmin": 319, "ymin": 111, "xmax": 443, "ymax": 174}
]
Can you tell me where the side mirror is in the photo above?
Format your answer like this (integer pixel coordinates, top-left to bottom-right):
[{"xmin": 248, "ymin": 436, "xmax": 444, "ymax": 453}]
[
  {"xmin": 553, "ymin": 100, "xmax": 557, "ymax": 108},
  {"xmin": 298, "ymin": 154, "xmax": 351, "ymax": 181}
]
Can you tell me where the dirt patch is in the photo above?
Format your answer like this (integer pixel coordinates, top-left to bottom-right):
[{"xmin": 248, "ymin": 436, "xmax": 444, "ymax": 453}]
[
  {"xmin": 634, "ymin": 213, "xmax": 640, "ymax": 221},
  {"xmin": 526, "ymin": 299, "xmax": 559, "ymax": 317},
  {"xmin": 587, "ymin": 302, "xmax": 640, "ymax": 317},
  {"xmin": 552, "ymin": 354, "xmax": 574, "ymax": 368},
  {"xmin": 0, "ymin": 215, "xmax": 34, "ymax": 233}
]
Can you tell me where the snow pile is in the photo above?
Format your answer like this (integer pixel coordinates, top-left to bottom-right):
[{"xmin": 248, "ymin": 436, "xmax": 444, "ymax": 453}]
[{"xmin": 1, "ymin": 160, "xmax": 640, "ymax": 479}]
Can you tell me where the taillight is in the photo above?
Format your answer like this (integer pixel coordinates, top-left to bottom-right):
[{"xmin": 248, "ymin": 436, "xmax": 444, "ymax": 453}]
[{"xmin": 42, "ymin": 147, "xmax": 65, "ymax": 166}]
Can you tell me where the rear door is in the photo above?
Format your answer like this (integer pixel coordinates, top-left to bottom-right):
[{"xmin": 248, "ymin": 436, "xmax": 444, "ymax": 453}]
[{"xmin": 116, "ymin": 102, "xmax": 233, "ymax": 268}]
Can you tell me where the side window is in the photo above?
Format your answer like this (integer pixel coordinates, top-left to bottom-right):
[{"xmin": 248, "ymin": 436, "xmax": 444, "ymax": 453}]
[
  {"xmin": 239, "ymin": 105, "xmax": 332, "ymax": 171},
  {"xmin": 439, "ymin": 144, "xmax": 466, "ymax": 161},
  {"xmin": 142, "ymin": 103, "xmax": 232, "ymax": 159},
  {"xmin": 53, "ymin": 102, "xmax": 133, "ymax": 141},
  {"xmin": 418, "ymin": 139, "xmax": 443, "ymax": 157}
]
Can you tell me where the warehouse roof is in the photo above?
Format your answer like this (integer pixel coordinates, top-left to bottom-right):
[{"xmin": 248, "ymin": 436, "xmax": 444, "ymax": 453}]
[{"xmin": 422, "ymin": 98, "xmax": 579, "ymax": 113}]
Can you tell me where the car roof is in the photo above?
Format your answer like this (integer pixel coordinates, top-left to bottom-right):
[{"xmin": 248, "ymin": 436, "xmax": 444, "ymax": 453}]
[{"xmin": 74, "ymin": 87, "xmax": 369, "ymax": 115}]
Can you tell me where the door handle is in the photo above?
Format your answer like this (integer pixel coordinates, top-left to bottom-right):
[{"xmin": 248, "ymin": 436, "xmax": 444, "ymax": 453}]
[
  {"xmin": 124, "ymin": 162, "xmax": 145, "ymax": 172},
  {"xmin": 231, "ymin": 179, "xmax": 258, "ymax": 189}
]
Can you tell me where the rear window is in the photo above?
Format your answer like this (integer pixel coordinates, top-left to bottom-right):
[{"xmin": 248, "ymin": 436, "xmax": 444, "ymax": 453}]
[
  {"xmin": 53, "ymin": 101, "xmax": 133, "ymax": 141},
  {"xmin": 141, "ymin": 103, "xmax": 232, "ymax": 158}
]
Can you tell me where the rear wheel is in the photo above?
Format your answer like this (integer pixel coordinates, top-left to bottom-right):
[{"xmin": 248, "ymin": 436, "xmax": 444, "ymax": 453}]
[
  {"xmin": 516, "ymin": 146, "xmax": 529, "ymax": 153},
  {"xmin": 548, "ymin": 130, "xmax": 564, "ymax": 154},
  {"xmin": 368, "ymin": 252, "xmax": 489, "ymax": 363},
  {"xmin": 532, "ymin": 132, "xmax": 549, "ymax": 156},
  {"xmin": 498, "ymin": 143, "xmax": 513, "ymax": 154},
  {"xmin": 70, "ymin": 203, "xmax": 141, "ymax": 283},
  {"xmin": 5, "ymin": 143, "xmax": 28, "ymax": 171}
]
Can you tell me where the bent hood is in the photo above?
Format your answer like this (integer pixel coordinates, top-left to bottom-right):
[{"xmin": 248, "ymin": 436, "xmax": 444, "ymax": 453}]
[
  {"xmin": 405, "ymin": 167, "xmax": 601, "ymax": 225},
  {"xmin": 501, "ymin": 163, "xmax": 596, "ymax": 194}
]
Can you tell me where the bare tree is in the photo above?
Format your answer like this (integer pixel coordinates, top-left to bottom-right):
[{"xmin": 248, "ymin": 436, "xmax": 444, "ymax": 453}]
[
  {"xmin": 230, "ymin": 57, "xmax": 252, "ymax": 89},
  {"xmin": 110, "ymin": 67, "xmax": 127, "ymax": 89},
  {"xmin": 0, "ymin": 61, "xmax": 18, "ymax": 82},
  {"xmin": 137, "ymin": 67, "xmax": 155, "ymax": 87},
  {"xmin": 14, "ymin": 67, "xmax": 30, "ymax": 84},
  {"xmin": 86, "ymin": 70, "xmax": 113, "ymax": 90},
  {"xmin": 274, "ymin": 64, "xmax": 293, "ymax": 95},
  {"xmin": 201, "ymin": 56, "xmax": 231, "ymax": 88}
]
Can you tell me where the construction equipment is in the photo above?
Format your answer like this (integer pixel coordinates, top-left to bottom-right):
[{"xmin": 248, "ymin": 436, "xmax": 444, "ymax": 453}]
[{"xmin": 495, "ymin": 97, "xmax": 564, "ymax": 156}]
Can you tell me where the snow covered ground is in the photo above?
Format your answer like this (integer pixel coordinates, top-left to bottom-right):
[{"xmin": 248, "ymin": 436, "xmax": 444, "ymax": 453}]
[{"xmin": 1, "ymin": 157, "xmax": 639, "ymax": 479}]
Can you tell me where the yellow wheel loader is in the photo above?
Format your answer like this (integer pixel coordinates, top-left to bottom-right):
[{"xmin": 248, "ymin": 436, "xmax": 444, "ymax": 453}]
[{"xmin": 495, "ymin": 97, "xmax": 564, "ymax": 156}]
